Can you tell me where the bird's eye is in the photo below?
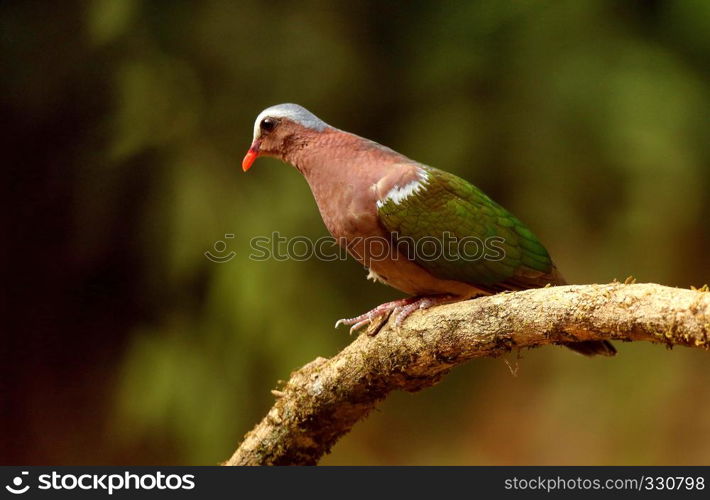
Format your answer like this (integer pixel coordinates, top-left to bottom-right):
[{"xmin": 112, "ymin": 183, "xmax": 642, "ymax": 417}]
[{"xmin": 260, "ymin": 117, "xmax": 276, "ymax": 132}]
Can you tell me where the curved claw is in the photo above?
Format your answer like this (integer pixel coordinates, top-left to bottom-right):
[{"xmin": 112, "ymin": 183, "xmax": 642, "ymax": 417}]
[
  {"xmin": 334, "ymin": 297, "xmax": 416, "ymax": 335},
  {"xmin": 335, "ymin": 313, "xmax": 379, "ymax": 334},
  {"xmin": 335, "ymin": 315, "xmax": 369, "ymax": 329},
  {"xmin": 349, "ymin": 319, "xmax": 371, "ymax": 334},
  {"xmin": 335, "ymin": 295, "xmax": 457, "ymax": 336}
]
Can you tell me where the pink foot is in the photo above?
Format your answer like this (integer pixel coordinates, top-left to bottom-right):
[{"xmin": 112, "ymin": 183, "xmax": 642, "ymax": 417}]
[
  {"xmin": 335, "ymin": 297, "xmax": 417, "ymax": 334},
  {"xmin": 392, "ymin": 295, "xmax": 456, "ymax": 327},
  {"xmin": 335, "ymin": 295, "xmax": 456, "ymax": 334}
]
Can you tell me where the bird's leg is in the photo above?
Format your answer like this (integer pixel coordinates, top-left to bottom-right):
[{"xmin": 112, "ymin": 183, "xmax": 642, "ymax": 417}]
[
  {"xmin": 392, "ymin": 294, "xmax": 457, "ymax": 327},
  {"xmin": 335, "ymin": 297, "xmax": 419, "ymax": 334},
  {"xmin": 335, "ymin": 294, "xmax": 458, "ymax": 335}
]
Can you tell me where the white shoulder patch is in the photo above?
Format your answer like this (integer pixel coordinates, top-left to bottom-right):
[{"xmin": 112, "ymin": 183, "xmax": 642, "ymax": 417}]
[
  {"xmin": 253, "ymin": 103, "xmax": 328, "ymax": 140},
  {"xmin": 376, "ymin": 168, "xmax": 429, "ymax": 209}
]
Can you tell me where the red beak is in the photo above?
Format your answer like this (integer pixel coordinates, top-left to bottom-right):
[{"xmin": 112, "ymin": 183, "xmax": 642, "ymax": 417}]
[{"xmin": 242, "ymin": 144, "xmax": 259, "ymax": 172}]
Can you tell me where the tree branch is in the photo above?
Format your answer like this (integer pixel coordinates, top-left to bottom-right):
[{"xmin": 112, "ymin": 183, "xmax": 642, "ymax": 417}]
[{"xmin": 224, "ymin": 283, "xmax": 709, "ymax": 466}]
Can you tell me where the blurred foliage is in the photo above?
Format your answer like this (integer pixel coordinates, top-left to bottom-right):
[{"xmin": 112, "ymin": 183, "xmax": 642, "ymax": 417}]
[{"xmin": 2, "ymin": 0, "xmax": 709, "ymax": 465}]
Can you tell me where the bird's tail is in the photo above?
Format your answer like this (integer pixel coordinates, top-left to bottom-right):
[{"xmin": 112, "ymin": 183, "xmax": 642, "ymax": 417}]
[{"xmin": 565, "ymin": 340, "xmax": 617, "ymax": 357}]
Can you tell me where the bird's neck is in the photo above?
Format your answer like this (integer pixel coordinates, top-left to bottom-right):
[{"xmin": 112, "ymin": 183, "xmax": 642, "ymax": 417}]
[
  {"xmin": 285, "ymin": 129, "xmax": 404, "ymax": 184},
  {"xmin": 282, "ymin": 129, "xmax": 407, "ymax": 237}
]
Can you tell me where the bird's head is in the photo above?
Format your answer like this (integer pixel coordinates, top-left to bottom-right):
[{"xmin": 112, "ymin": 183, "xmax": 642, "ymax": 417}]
[{"xmin": 242, "ymin": 103, "xmax": 328, "ymax": 171}]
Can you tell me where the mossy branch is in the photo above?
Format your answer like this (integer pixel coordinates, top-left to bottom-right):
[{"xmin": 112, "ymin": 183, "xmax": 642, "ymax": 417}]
[{"xmin": 224, "ymin": 283, "xmax": 709, "ymax": 466}]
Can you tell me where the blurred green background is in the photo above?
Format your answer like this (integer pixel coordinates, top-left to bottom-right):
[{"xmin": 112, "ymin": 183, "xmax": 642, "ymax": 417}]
[{"xmin": 2, "ymin": 0, "xmax": 709, "ymax": 465}]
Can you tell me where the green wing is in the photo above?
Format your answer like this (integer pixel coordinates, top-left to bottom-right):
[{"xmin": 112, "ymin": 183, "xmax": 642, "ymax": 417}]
[{"xmin": 377, "ymin": 166, "xmax": 558, "ymax": 291}]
